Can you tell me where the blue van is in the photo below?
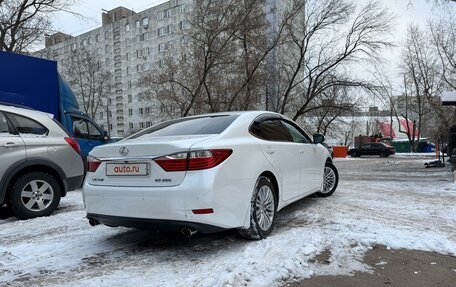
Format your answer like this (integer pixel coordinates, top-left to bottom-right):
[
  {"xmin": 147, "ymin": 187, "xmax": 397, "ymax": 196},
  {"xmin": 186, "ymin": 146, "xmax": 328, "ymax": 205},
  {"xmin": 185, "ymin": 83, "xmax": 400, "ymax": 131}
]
[{"xmin": 0, "ymin": 51, "xmax": 109, "ymax": 161}]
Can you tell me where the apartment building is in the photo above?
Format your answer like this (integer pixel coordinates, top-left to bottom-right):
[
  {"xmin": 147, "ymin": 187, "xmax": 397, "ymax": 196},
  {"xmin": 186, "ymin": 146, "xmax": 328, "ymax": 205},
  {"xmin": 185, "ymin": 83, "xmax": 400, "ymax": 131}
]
[{"xmin": 36, "ymin": 0, "xmax": 287, "ymax": 137}]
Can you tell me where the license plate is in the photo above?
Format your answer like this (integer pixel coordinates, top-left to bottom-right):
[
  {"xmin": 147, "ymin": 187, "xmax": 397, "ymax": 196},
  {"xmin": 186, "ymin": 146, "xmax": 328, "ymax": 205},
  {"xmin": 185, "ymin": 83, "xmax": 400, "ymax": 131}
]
[{"xmin": 106, "ymin": 163, "xmax": 149, "ymax": 176}]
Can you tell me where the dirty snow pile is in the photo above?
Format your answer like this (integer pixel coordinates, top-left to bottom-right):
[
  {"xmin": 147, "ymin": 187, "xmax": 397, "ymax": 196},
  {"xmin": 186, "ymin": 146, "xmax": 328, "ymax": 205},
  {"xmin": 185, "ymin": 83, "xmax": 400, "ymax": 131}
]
[{"xmin": 0, "ymin": 158, "xmax": 455, "ymax": 287}]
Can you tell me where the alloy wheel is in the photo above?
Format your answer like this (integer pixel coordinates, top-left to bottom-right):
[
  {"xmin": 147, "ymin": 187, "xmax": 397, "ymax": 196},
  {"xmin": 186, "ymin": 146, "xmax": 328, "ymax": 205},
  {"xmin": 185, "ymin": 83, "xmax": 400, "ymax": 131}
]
[
  {"xmin": 20, "ymin": 180, "xmax": 54, "ymax": 212},
  {"xmin": 322, "ymin": 166, "xmax": 336, "ymax": 194},
  {"xmin": 255, "ymin": 185, "xmax": 275, "ymax": 231}
]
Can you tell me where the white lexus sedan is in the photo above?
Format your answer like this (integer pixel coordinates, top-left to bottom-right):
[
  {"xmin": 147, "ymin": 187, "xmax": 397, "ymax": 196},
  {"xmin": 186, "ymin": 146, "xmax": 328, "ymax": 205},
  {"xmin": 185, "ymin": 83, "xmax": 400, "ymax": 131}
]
[{"xmin": 83, "ymin": 111, "xmax": 338, "ymax": 239}]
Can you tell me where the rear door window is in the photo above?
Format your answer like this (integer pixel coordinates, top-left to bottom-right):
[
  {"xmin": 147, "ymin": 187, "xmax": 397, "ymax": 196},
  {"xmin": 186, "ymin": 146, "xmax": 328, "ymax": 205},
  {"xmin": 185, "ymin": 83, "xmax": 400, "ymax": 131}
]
[
  {"xmin": 361, "ymin": 144, "xmax": 371, "ymax": 150},
  {"xmin": 0, "ymin": 113, "xmax": 11, "ymax": 134},
  {"xmin": 5, "ymin": 113, "xmax": 48, "ymax": 135},
  {"xmin": 251, "ymin": 119, "xmax": 292, "ymax": 142},
  {"xmin": 129, "ymin": 115, "xmax": 238, "ymax": 139}
]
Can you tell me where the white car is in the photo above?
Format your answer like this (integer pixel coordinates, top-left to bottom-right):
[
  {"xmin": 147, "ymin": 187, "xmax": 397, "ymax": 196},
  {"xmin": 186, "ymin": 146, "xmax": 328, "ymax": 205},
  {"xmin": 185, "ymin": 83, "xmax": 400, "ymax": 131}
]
[{"xmin": 83, "ymin": 111, "xmax": 338, "ymax": 239}]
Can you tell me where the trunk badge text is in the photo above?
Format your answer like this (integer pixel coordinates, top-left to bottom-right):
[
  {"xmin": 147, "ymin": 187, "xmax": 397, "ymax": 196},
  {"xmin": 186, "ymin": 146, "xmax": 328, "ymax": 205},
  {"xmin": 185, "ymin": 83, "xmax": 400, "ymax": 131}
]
[{"xmin": 119, "ymin": 147, "xmax": 129, "ymax": 156}]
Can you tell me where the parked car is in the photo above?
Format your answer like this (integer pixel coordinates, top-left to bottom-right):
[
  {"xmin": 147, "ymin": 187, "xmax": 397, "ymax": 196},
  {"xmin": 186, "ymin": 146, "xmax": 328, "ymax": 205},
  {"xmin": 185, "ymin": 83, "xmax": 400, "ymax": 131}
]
[
  {"xmin": 83, "ymin": 111, "xmax": 338, "ymax": 239},
  {"xmin": 0, "ymin": 104, "xmax": 84, "ymax": 219},
  {"xmin": 348, "ymin": 142, "xmax": 395, "ymax": 158}
]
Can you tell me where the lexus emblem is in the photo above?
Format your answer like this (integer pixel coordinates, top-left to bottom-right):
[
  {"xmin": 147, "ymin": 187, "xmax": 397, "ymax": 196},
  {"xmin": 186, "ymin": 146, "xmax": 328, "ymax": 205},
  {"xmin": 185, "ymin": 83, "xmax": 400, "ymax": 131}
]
[{"xmin": 119, "ymin": 147, "xmax": 129, "ymax": 156}]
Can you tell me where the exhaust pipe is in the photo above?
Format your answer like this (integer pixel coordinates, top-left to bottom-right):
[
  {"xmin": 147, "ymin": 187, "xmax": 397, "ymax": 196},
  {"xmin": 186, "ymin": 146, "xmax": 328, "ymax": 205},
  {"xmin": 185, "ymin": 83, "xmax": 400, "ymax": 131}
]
[
  {"xmin": 88, "ymin": 218, "xmax": 100, "ymax": 227},
  {"xmin": 181, "ymin": 227, "xmax": 198, "ymax": 238}
]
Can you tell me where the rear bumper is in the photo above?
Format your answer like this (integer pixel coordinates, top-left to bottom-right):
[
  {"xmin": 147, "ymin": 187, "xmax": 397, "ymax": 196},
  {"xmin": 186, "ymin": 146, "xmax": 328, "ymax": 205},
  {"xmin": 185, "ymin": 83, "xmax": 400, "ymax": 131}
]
[
  {"xmin": 66, "ymin": 174, "xmax": 84, "ymax": 191},
  {"xmin": 87, "ymin": 213, "xmax": 225, "ymax": 233},
  {"xmin": 82, "ymin": 170, "xmax": 254, "ymax": 231}
]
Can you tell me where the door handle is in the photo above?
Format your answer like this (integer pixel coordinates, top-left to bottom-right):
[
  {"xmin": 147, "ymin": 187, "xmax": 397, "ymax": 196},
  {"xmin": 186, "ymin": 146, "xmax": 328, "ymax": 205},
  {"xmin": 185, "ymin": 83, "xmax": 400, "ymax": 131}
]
[
  {"xmin": 299, "ymin": 149, "xmax": 305, "ymax": 154},
  {"xmin": 3, "ymin": 142, "xmax": 21, "ymax": 148},
  {"xmin": 265, "ymin": 149, "xmax": 275, "ymax": 155}
]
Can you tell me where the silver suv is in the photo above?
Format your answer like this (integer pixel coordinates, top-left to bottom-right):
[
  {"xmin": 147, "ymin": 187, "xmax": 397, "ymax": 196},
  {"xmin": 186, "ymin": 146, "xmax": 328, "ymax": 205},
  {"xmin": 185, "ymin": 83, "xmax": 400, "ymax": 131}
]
[{"xmin": 0, "ymin": 104, "xmax": 84, "ymax": 219}]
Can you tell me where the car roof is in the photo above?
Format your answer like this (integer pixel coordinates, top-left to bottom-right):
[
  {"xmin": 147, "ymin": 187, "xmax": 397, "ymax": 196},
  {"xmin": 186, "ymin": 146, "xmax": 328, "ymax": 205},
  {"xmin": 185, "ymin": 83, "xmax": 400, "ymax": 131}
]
[
  {"xmin": 0, "ymin": 103, "xmax": 54, "ymax": 119},
  {"xmin": 185, "ymin": 111, "xmax": 276, "ymax": 117}
]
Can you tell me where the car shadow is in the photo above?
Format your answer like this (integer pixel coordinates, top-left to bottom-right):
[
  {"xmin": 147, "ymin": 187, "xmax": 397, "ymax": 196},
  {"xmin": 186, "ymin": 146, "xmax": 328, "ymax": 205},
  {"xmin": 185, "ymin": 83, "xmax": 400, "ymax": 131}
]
[
  {"xmin": 0, "ymin": 205, "xmax": 14, "ymax": 220},
  {"xmin": 96, "ymin": 193, "xmax": 323, "ymax": 255}
]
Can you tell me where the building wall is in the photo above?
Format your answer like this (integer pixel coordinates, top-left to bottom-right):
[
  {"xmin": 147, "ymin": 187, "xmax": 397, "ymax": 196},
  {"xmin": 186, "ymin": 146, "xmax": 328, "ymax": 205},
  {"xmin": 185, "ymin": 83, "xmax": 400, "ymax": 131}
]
[
  {"xmin": 36, "ymin": 0, "xmax": 190, "ymax": 137},
  {"xmin": 36, "ymin": 0, "xmax": 288, "ymax": 137}
]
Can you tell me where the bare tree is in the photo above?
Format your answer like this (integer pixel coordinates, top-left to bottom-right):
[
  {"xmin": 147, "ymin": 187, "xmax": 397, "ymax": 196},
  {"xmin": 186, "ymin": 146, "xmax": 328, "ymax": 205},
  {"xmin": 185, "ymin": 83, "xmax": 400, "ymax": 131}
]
[
  {"xmin": 138, "ymin": 0, "xmax": 301, "ymax": 118},
  {"xmin": 431, "ymin": 17, "xmax": 456, "ymax": 91},
  {"xmin": 0, "ymin": 0, "xmax": 79, "ymax": 52},
  {"xmin": 401, "ymin": 25, "xmax": 443, "ymax": 151},
  {"xmin": 62, "ymin": 49, "xmax": 112, "ymax": 120},
  {"xmin": 274, "ymin": 0, "xmax": 393, "ymax": 121},
  {"xmin": 308, "ymin": 84, "xmax": 357, "ymax": 136}
]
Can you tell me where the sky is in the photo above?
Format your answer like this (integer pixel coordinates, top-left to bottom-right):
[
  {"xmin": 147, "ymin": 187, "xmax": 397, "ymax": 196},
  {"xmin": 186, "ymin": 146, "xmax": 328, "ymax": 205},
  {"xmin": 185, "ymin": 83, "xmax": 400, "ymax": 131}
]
[{"xmin": 48, "ymin": 0, "xmax": 453, "ymax": 105}]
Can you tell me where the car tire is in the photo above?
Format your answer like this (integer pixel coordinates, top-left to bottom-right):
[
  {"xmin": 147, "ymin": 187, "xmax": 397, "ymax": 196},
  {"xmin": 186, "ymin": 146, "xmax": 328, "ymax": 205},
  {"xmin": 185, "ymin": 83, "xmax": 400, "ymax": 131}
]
[
  {"xmin": 316, "ymin": 162, "xmax": 339, "ymax": 197},
  {"xmin": 380, "ymin": 151, "xmax": 389, "ymax": 158},
  {"xmin": 9, "ymin": 172, "xmax": 61, "ymax": 219},
  {"xmin": 237, "ymin": 176, "xmax": 277, "ymax": 240}
]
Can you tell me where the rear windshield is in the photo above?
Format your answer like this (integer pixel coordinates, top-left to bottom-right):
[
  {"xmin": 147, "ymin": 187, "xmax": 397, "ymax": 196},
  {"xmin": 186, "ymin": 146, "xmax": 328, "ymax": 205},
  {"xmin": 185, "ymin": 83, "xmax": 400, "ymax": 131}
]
[{"xmin": 128, "ymin": 115, "xmax": 239, "ymax": 139}]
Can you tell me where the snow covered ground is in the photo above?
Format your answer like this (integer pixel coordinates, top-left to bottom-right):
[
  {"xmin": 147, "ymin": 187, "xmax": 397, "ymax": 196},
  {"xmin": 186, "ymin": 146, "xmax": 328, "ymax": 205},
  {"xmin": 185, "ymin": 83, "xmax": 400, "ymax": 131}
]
[{"xmin": 1, "ymin": 157, "xmax": 455, "ymax": 287}]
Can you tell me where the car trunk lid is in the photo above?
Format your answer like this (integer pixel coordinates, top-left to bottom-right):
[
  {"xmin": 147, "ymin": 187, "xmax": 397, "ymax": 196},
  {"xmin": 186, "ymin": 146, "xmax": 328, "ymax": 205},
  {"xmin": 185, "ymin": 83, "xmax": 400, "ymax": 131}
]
[{"xmin": 86, "ymin": 135, "xmax": 216, "ymax": 187}]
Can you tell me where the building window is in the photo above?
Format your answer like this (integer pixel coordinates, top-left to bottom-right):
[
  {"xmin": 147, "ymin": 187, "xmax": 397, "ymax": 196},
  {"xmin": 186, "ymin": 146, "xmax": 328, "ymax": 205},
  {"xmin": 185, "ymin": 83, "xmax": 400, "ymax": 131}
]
[
  {"xmin": 128, "ymin": 81, "xmax": 132, "ymax": 89},
  {"xmin": 158, "ymin": 43, "xmax": 168, "ymax": 52},
  {"xmin": 96, "ymin": 34, "xmax": 100, "ymax": 42},
  {"xmin": 129, "ymin": 123, "xmax": 134, "ymax": 129},
  {"xmin": 128, "ymin": 108, "xmax": 133, "ymax": 115},
  {"xmin": 142, "ymin": 17, "xmax": 149, "ymax": 27},
  {"xmin": 99, "ymin": 112, "xmax": 104, "ymax": 119},
  {"xmin": 139, "ymin": 108, "xmax": 144, "ymax": 115},
  {"xmin": 158, "ymin": 25, "xmax": 170, "ymax": 37},
  {"xmin": 125, "ymin": 23, "xmax": 130, "ymax": 31},
  {"xmin": 140, "ymin": 122, "xmax": 145, "ymax": 129}
]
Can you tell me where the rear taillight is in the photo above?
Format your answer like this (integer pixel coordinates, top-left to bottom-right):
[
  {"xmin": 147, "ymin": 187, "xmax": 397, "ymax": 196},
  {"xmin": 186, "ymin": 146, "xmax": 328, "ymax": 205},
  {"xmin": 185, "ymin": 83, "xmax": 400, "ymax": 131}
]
[
  {"xmin": 65, "ymin": 137, "xmax": 80, "ymax": 155},
  {"xmin": 87, "ymin": 155, "xmax": 101, "ymax": 172},
  {"xmin": 154, "ymin": 149, "xmax": 232, "ymax": 172}
]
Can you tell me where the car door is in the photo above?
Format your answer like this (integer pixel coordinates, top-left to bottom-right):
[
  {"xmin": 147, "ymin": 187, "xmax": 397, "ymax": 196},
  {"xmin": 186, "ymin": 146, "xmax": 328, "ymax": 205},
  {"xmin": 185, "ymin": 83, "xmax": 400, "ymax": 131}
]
[
  {"xmin": 281, "ymin": 120, "xmax": 323, "ymax": 195},
  {"xmin": 252, "ymin": 118, "xmax": 302, "ymax": 201},
  {"xmin": 372, "ymin": 143, "xmax": 383, "ymax": 155},
  {"xmin": 4, "ymin": 112, "xmax": 52, "ymax": 160},
  {"xmin": 0, "ymin": 112, "xmax": 26, "ymax": 186},
  {"xmin": 360, "ymin": 144, "xmax": 371, "ymax": 156},
  {"xmin": 70, "ymin": 115, "xmax": 104, "ymax": 159}
]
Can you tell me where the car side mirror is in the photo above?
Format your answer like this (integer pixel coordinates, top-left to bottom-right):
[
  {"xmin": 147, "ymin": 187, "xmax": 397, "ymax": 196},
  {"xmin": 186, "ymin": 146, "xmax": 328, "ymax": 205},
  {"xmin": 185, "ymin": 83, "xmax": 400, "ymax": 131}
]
[
  {"xmin": 313, "ymin": 134, "xmax": 325, "ymax": 144},
  {"xmin": 102, "ymin": 131, "xmax": 110, "ymax": 141}
]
